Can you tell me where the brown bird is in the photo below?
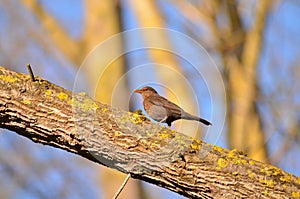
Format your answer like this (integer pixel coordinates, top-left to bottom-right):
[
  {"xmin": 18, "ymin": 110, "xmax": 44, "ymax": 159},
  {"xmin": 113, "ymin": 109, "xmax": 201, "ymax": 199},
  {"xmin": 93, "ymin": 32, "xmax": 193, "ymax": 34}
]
[{"xmin": 134, "ymin": 86, "xmax": 212, "ymax": 127}]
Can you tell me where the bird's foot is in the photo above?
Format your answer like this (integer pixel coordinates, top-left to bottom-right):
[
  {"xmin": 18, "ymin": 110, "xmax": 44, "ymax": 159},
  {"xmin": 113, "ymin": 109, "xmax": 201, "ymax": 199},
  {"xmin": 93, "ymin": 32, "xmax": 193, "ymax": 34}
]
[{"xmin": 157, "ymin": 116, "xmax": 171, "ymax": 127}]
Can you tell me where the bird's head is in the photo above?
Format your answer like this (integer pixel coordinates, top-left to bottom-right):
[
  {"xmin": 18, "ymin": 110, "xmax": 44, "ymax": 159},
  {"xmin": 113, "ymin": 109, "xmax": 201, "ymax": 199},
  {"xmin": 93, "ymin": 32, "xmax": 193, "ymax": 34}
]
[{"xmin": 134, "ymin": 86, "xmax": 158, "ymax": 98}]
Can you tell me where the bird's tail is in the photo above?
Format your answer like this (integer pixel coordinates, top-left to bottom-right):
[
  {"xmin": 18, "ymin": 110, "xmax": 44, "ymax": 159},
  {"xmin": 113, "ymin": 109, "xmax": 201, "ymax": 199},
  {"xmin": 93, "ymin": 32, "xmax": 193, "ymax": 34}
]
[
  {"xmin": 199, "ymin": 118, "xmax": 212, "ymax": 126},
  {"xmin": 182, "ymin": 112, "xmax": 212, "ymax": 126}
]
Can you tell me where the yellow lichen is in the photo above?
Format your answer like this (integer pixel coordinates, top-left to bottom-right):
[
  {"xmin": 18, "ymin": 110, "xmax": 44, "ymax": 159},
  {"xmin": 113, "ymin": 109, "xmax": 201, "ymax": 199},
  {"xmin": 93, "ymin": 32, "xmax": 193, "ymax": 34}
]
[
  {"xmin": 16, "ymin": 73, "xmax": 30, "ymax": 80},
  {"xmin": 170, "ymin": 129, "xmax": 176, "ymax": 133},
  {"xmin": 260, "ymin": 166, "xmax": 281, "ymax": 176},
  {"xmin": 249, "ymin": 172, "xmax": 255, "ymax": 178},
  {"xmin": 216, "ymin": 166, "xmax": 222, "ymax": 170},
  {"xmin": 262, "ymin": 191, "xmax": 270, "ymax": 196},
  {"xmin": 232, "ymin": 171, "xmax": 239, "ymax": 175},
  {"xmin": 80, "ymin": 98, "xmax": 96, "ymax": 112},
  {"xmin": 45, "ymin": 89, "xmax": 52, "ymax": 95},
  {"xmin": 129, "ymin": 110, "xmax": 148, "ymax": 124},
  {"xmin": 130, "ymin": 113, "xmax": 144, "ymax": 124},
  {"xmin": 213, "ymin": 145, "xmax": 223, "ymax": 153},
  {"xmin": 190, "ymin": 143, "xmax": 201, "ymax": 150},
  {"xmin": 93, "ymin": 102, "xmax": 99, "ymax": 109},
  {"xmin": 231, "ymin": 158, "xmax": 247, "ymax": 165},
  {"xmin": 217, "ymin": 158, "xmax": 228, "ymax": 168},
  {"xmin": 249, "ymin": 160, "xmax": 256, "ymax": 165},
  {"xmin": 21, "ymin": 99, "xmax": 31, "ymax": 105},
  {"xmin": 283, "ymin": 184, "xmax": 287, "ymax": 189},
  {"xmin": 268, "ymin": 166, "xmax": 281, "ymax": 176},
  {"xmin": 259, "ymin": 179, "xmax": 276, "ymax": 187},
  {"xmin": 247, "ymin": 170, "xmax": 255, "ymax": 178},
  {"xmin": 193, "ymin": 139, "xmax": 202, "ymax": 145},
  {"xmin": 101, "ymin": 107, "xmax": 107, "ymax": 113},
  {"xmin": 67, "ymin": 99, "xmax": 73, "ymax": 105},
  {"xmin": 0, "ymin": 75, "xmax": 20, "ymax": 83},
  {"xmin": 150, "ymin": 142, "xmax": 160, "ymax": 148},
  {"xmin": 228, "ymin": 149, "xmax": 239, "ymax": 158},
  {"xmin": 114, "ymin": 131, "xmax": 122, "ymax": 137},
  {"xmin": 297, "ymin": 178, "xmax": 300, "ymax": 185},
  {"xmin": 280, "ymin": 175, "xmax": 292, "ymax": 182},
  {"xmin": 189, "ymin": 165, "xmax": 197, "ymax": 170},
  {"xmin": 57, "ymin": 92, "xmax": 69, "ymax": 100},
  {"xmin": 158, "ymin": 132, "xmax": 172, "ymax": 139},
  {"xmin": 225, "ymin": 149, "xmax": 248, "ymax": 165},
  {"xmin": 292, "ymin": 192, "xmax": 300, "ymax": 198},
  {"xmin": 241, "ymin": 159, "xmax": 247, "ymax": 164}
]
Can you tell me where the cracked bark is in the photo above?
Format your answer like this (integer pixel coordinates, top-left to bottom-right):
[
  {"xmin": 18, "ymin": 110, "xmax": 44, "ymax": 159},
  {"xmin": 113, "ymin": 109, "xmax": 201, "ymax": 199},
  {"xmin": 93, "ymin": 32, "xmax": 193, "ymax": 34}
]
[{"xmin": 0, "ymin": 67, "xmax": 299, "ymax": 199}]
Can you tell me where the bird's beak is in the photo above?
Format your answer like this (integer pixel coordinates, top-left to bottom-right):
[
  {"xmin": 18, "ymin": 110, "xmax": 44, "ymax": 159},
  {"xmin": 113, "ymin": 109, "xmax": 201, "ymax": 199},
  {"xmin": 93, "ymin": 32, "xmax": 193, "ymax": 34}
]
[{"xmin": 134, "ymin": 89, "xmax": 142, "ymax": 93}]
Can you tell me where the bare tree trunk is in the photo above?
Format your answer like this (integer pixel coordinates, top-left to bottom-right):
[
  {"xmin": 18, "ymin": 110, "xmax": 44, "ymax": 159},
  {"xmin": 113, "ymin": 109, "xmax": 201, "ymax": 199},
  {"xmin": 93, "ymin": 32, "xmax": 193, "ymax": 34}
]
[{"xmin": 225, "ymin": 0, "xmax": 271, "ymax": 163}]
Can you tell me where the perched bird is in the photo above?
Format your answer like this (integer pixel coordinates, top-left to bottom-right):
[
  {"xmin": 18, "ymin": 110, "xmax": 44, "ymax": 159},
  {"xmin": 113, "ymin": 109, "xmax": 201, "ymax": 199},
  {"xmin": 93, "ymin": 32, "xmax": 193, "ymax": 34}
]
[{"xmin": 134, "ymin": 86, "xmax": 212, "ymax": 127}]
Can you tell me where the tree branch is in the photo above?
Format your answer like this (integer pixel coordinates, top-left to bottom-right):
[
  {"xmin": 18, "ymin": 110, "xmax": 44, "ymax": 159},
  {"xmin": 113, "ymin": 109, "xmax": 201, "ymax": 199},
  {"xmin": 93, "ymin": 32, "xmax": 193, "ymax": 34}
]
[{"xmin": 0, "ymin": 66, "xmax": 299, "ymax": 199}]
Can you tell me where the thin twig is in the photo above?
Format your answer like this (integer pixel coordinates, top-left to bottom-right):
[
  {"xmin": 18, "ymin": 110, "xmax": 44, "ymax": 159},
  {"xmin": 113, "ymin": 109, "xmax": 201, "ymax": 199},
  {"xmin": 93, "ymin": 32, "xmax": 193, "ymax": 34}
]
[
  {"xmin": 112, "ymin": 174, "xmax": 131, "ymax": 199},
  {"xmin": 26, "ymin": 64, "xmax": 35, "ymax": 82}
]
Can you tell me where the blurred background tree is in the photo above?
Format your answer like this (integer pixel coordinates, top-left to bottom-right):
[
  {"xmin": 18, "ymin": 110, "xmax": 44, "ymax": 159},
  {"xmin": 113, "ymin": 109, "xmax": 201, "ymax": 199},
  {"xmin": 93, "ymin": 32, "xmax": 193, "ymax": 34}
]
[{"xmin": 0, "ymin": 0, "xmax": 299, "ymax": 198}]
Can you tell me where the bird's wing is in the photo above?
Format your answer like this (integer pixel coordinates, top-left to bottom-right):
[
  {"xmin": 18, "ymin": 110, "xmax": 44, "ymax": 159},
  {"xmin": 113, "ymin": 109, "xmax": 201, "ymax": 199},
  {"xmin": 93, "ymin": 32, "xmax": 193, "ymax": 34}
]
[{"xmin": 147, "ymin": 96, "xmax": 184, "ymax": 115}]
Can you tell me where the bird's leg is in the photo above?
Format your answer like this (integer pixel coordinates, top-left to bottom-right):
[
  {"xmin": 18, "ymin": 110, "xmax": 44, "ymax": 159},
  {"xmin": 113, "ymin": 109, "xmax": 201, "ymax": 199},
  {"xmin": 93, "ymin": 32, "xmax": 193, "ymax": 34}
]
[
  {"xmin": 158, "ymin": 116, "xmax": 172, "ymax": 128},
  {"xmin": 158, "ymin": 116, "xmax": 168, "ymax": 124}
]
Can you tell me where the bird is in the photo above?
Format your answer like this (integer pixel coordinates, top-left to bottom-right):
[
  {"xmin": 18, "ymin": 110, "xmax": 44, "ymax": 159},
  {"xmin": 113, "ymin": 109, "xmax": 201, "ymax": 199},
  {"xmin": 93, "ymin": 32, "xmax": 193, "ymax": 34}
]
[{"xmin": 134, "ymin": 86, "xmax": 212, "ymax": 127}]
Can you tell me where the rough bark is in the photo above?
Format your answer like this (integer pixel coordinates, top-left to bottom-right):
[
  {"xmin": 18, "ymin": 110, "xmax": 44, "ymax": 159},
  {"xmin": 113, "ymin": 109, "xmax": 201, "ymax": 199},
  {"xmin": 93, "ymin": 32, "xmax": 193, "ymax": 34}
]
[{"xmin": 0, "ymin": 66, "xmax": 299, "ymax": 199}]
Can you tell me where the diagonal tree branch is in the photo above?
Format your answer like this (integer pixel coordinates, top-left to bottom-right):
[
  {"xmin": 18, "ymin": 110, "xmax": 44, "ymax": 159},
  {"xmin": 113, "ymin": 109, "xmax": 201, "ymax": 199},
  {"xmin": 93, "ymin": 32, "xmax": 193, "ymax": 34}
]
[{"xmin": 0, "ymin": 66, "xmax": 299, "ymax": 199}]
